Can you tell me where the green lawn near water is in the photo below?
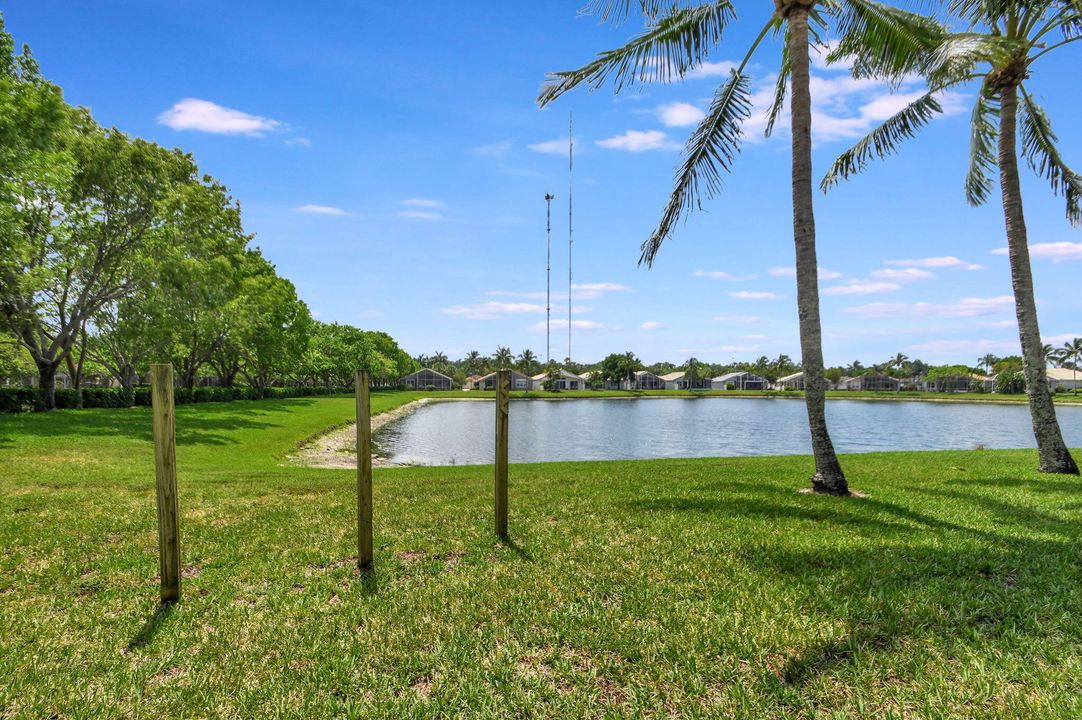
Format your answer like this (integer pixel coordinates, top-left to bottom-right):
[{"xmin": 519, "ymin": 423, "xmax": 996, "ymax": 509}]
[{"xmin": 1, "ymin": 394, "xmax": 1081, "ymax": 718}]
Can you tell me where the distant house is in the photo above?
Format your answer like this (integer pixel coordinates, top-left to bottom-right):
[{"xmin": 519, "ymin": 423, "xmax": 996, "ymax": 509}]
[
  {"xmin": 1048, "ymin": 368, "xmax": 1082, "ymax": 391},
  {"xmin": 462, "ymin": 374, "xmax": 482, "ymax": 390},
  {"xmin": 580, "ymin": 370, "xmax": 625, "ymax": 390},
  {"xmin": 633, "ymin": 370, "xmax": 664, "ymax": 390},
  {"xmin": 923, "ymin": 373, "xmax": 994, "ymax": 393},
  {"xmin": 401, "ymin": 368, "xmax": 454, "ymax": 391},
  {"xmin": 840, "ymin": 373, "xmax": 899, "ymax": 391},
  {"xmin": 775, "ymin": 371, "xmax": 836, "ymax": 391},
  {"xmin": 471, "ymin": 370, "xmax": 532, "ymax": 391},
  {"xmin": 530, "ymin": 368, "xmax": 582, "ymax": 391},
  {"xmin": 660, "ymin": 371, "xmax": 686, "ymax": 390},
  {"xmin": 712, "ymin": 371, "xmax": 767, "ymax": 391}
]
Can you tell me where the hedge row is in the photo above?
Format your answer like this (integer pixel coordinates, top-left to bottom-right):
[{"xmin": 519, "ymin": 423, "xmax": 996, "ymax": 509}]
[{"xmin": 0, "ymin": 385, "xmax": 352, "ymax": 414}]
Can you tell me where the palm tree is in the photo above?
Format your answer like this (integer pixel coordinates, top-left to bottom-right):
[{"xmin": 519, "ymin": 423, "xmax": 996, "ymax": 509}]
[
  {"xmin": 1062, "ymin": 338, "xmax": 1082, "ymax": 393},
  {"xmin": 516, "ymin": 348, "xmax": 539, "ymax": 375},
  {"xmin": 538, "ymin": 0, "xmax": 933, "ymax": 494},
  {"xmin": 493, "ymin": 346, "xmax": 514, "ymax": 369},
  {"xmin": 823, "ymin": 0, "xmax": 1080, "ymax": 474},
  {"xmin": 978, "ymin": 353, "xmax": 1000, "ymax": 375},
  {"xmin": 463, "ymin": 350, "xmax": 484, "ymax": 376},
  {"xmin": 683, "ymin": 356, "xmax": 704, "ymax": 389}
]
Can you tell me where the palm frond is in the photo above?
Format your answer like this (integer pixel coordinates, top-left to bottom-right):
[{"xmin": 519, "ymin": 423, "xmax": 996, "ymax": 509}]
[
  {"xmin": 1062, "ymin": 1, "xmax": 1082, "ymax": 38},
  {"xmin": 965, "ymin": 79, "xmax": 998, "ymax": 207},
  {"xmin": 582, "ymin": 0, "xmax": 695, "ymax": 23},
  {"xmin": 538, "ymin": 2, "xmax": 736, "ymax": 106},
  {"xmin": 820, "ymin": 91, "xmax": 943, "ymax": 190},
  {"xmin": 925, "ymin": 33, "xmax": 1021, "ymax": 86},
  {"xmin": 827, "ymin": 0, "xmax": 945, "ymax": 83},
  {"xmin": 639, "ymin": 70, "xmax": 751, "ymax": 267},
  {"xmin": 1019, "ymin": 85, "xmax": 1082, "ymax": 224},
  {"xmin": 765, "ymin": 34, "xmax": 791, "ymax": 138}
]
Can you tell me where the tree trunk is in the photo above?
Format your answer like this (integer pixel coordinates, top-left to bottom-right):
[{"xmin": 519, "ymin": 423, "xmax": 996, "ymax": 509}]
[
  {"xmin": 997, "ymin": 86, "xmax": 1079, "ymax": 474},
  {"xmin": 788, "ymin": 7, "xmax": 849, "ymax": 495},
  {"xmin": 38, "ymin": 360, "xmax": 58, "ymax": 411}
]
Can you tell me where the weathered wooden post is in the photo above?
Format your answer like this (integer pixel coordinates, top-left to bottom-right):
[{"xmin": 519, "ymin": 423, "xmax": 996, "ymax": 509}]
[
  {"xmin": 494, "ymin": 369, "xmax": 510, "ymax": 540},
  {"xmin": 356, "ymin": 369, "xmax": 373, "ymax": 570},
  {"xmin": 150, "ymin": 363, "xmax": 180, "ymax": 603}
]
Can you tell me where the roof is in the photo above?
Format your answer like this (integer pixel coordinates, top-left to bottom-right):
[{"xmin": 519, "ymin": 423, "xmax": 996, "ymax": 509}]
[
  {"xmin": 659, "ymin": 371, "xmax": 686, "ymax": 381},
  {"xmin": 777, "ymin": 371, "xmax": 804, "ymax": 382},
  {"xmin": 476, "ymin": 370, "xmax": 530, "ymax": 382},
  {"xmin": 402, "ymin": 367, "xmax": 452, "ymax": 381},
  {"xmin": 531, "ymin": 368, "xmax": 580, "ymax": 380},
  {"xmin": 634, "ymin": 370, "xmax": 660, "ymax": 378},
  {"xmin": 714, "ymin": 371, "xmax": 764, "ymax": 382},
  {"xmin": 1048, "ymin": 368, "xmax": 1081, "ymax": 380}
]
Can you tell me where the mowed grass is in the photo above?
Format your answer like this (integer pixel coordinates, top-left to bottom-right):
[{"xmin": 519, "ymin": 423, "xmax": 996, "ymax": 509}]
[{"xmin": 1, "ymin": 395, "xmax": 1081, "ymax": 719}]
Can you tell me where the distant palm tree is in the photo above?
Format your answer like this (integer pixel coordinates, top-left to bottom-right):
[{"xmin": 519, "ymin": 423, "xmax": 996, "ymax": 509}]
[
  {"xmin": 430, "ymin": 351, "xmax": 449, "ymax": 366},
  {"xmin": 493, "ymin": 346, "xmax": 514, "ymax": 369},
  {"xmin": 463, "ymin": 350, "xmax": 484, "ymax": 376},
  {"xmin": 823, "ymin": 0, "xmax": 1080, "ymax": 474},
  {"xmin": 516, "ymin": 349, "xmax": 539, "ymax": 375},
  {"xmin": 978, "ymin": 353, "xmax": 1000, "ymax": 375},
  {"xmin": 683, "ymin": 356, "xmax": 704, "ymax": 389},
  {"xmin": 1061, "ymin": 338, "xmax": 1082, "ymax": 393},
  {"xmin": 539, "ymin": 0, "xmax": 933, "ymax": 495}
]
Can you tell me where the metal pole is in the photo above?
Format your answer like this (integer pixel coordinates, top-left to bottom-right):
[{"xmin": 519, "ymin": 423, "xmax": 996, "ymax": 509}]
[
  {"xmin": 545, "ymin": 193, "xmax": 554, "ymax": 364},
  {"xmin": 568, "ymin": 112, "xmax": 573, "ymax": 365}
]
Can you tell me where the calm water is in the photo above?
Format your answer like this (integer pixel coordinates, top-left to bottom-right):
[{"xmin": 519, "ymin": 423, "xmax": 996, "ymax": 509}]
[{"xmin": 374, "ymin": 397, "xmax": 1082, "ymax": 466}]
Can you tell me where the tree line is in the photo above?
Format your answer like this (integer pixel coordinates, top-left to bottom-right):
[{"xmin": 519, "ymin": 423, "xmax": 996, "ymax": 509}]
[{"xmin": 0, "ymin": 19, "xmax": 415, "ymax": 409}]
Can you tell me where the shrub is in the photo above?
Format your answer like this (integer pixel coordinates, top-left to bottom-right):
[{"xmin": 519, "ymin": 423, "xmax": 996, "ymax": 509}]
[
  {"xmin": 0, "ymin": 388, "xmax": 46, "ymax": 413},
  {"xmin": 994, "ymin": 371, "xmax": 1026, "ymax": 394}
]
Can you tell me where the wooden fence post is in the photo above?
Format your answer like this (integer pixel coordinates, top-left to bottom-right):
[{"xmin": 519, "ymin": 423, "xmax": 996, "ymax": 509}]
[
  {"xmin": 356, "ymin": 369, "xmax": 373, "ymax": 570},
  {"xmin": 494, "ymin": 369, "xmax": 510, "ymax": 540},
  {"xmin": 150, "ymin": 363, "xmax": 180, "ymax": 603}
]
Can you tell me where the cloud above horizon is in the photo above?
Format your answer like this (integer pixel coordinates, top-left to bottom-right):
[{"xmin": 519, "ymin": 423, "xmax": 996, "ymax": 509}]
[
  {"xmin": 991, "ymin": 241, "xmax": 1082, "ymax": 262},
  {"xmin": 158, "ymin": 98, "xmax": 281, "ymax": 136},
  {"xmin": 296, "ymin": 204, "xmax": 346, "ymax": 216},
  {"xmin": 596, "ymin": 130, "xmax": 680, "ymax": 152}
]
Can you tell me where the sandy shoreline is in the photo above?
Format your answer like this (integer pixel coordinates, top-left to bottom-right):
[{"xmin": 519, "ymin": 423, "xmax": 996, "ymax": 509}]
[{"xmin": 290, "ymin": 398, "xmax": 432, "ymax": 469}]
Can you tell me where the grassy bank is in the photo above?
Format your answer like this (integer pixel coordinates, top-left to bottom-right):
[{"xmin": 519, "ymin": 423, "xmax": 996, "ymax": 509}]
[{"xmin": 2, "ymin": 397, "xmax": 1081, "ymax": 718}]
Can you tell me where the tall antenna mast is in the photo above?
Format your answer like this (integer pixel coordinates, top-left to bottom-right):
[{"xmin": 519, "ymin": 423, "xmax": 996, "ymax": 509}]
[
  {"xmin": 544, "ymin": 192, "xmax": 554, "ymax": 364},
  {"xmin": 567, "ymin": 112, "xmax": 573, "ymax": 365}
]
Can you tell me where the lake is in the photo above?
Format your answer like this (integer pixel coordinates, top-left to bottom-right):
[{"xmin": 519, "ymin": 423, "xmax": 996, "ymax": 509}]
[{"xmin": 374, "ymin": 396, "xmax": 1082, "ymax": 466}]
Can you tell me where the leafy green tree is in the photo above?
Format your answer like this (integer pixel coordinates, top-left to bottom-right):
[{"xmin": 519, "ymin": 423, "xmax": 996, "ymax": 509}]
[
  {"xmin": 823, "ymin": 0, "xmax": 1080, "ymax": 474},
  {"xmin": 598, "ymin": 351, "xmax": 642, "ymax": 387},
  {"xmin": 538, "ymin": 0, "xmax": 930, "ymax": 493}
]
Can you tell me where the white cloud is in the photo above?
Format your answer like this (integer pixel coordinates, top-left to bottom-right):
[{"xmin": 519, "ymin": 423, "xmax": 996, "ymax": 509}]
[
  {"xmin": 870, "ymin": 267, "xmax": 935, "ymax": 282},
  {"xmin": 657, "ymin": 102, "xmax": 705, "ymax": 127},
  {"xmin": 684, "ymin": 60, "xmax": 737, "ymax": 79},
  {"xmin": 403, "ymin": 198, "xmax": 446, "ymax": 208},
  {"xmin": 979, "ymin": 319, "xmax": 1017, "ymax": 329},
  {"xmin": 442, "ymin": 301, "xmax": 546, "ymax": 320},
  {"xmin": 285, "ymin": 137, "xmax": 311, "ymax": 147},
  {"xmin": 739, "ymin": 68, "xmax": 967, "ymax": 145},
  {"xmin": 596, "ymin": 130, "xmax": 681, "ymax": 153},
  {"xmin": 729, "ymin": 290, "xmax": 783, "ymax": 300},
  {"xmin": 845, "ymin": 295, "xmax": 1014, "ymax": 318},
  {"xmin": 714, "ymin": 314, "xmax": 760, "ymax": 323},
  {"xmin": 692, "ymin": 270, "xmax": 758, "ymax": 281},
  {"xmin": 398, "ymin": 210, "xmax": 447, "ymax": 221},
  {"xmin": 488, "ymin": 283, "xmax": 629, "ymax": 302},
  {"xmin": 157, "ymin": 98, "xmax": 281, "ymax": 136},
  {"xmin": 885, "ymin": 256, "xmax": 984, "ymax": 270},
  {"xmin": 768, "ymin": 266, "xmax": 844, "ymax": 280},
  {"xmin": 1043, "ymin": 332, "xmax": 1082, "ymax": 344},
  {"xmin": 640, "ymin": 321, "xmax": 665, "ymax": 330},
  {"xmin": 296, "ymin": 204, "xmax": 346, "ymax": 216},
  {"xmin": 822, "ymin": 280, "xmax": 902, "ymax": 296},
  {"xmin": 678, "ymin": 344, "xmax": 761, "ymax": 354},
  {"xmin": 991, "ymin": 242, "xmax": 1082, "ymax": 262},
  {"xmin": 528, "ymin": 137, "xmax": 571, "ymax": 156},
  {"xmin": 469, "ymin": 140, "xmax": 513, "ymax": 156}
]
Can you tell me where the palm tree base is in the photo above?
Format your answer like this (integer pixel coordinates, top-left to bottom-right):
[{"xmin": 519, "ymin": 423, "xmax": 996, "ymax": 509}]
[
  {"xmin": 809, "ymin": 473, "xmax": 851, "ymax": 496},
  {"xmin": 1038, "ymin": 456, "xmax": 1080, "ymax": 476}
]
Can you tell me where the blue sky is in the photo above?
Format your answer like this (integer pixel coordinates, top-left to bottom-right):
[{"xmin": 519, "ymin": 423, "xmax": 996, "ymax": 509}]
[{"xmin": 7, "ymin": 1, "xmax": 1080, "ymax": 366}]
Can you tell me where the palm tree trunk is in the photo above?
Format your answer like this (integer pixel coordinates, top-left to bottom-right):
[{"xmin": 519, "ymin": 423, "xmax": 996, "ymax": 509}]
[
  {"xmin": 998, "ymin": 86, "xmax": 1078, "ymax": 474},
  {"xmin": 788, "ymin": 7, "xmax": 849, "ymax": 494}
]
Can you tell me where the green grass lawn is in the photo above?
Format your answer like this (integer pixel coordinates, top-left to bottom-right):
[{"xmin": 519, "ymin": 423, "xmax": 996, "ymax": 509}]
[{"xmin": 2, "ymin": 395, "xmax": 1081, "ymax": 718}]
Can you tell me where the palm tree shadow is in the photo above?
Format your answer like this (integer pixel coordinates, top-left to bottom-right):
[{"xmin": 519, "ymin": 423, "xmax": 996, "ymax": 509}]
[{"xmin": 126, "ymin": 600, "xmax": 176, "ymax": 651}]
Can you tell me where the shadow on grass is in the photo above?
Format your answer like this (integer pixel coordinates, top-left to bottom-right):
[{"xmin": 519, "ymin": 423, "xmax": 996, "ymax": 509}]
[
  {"xmin": 0, "ymin": 398, "xmax": 315, "ymax": 448},
  {"xmin": 625, "ymin": 479, "xmax": 1082, "ymax": 697},
  {"xmin": 500, "ymin": 536, "xmax": 535, "ymax": 562},
  {"xmin": 127, "ymin": 600, "xmax": 176, "ymax": 651}
]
